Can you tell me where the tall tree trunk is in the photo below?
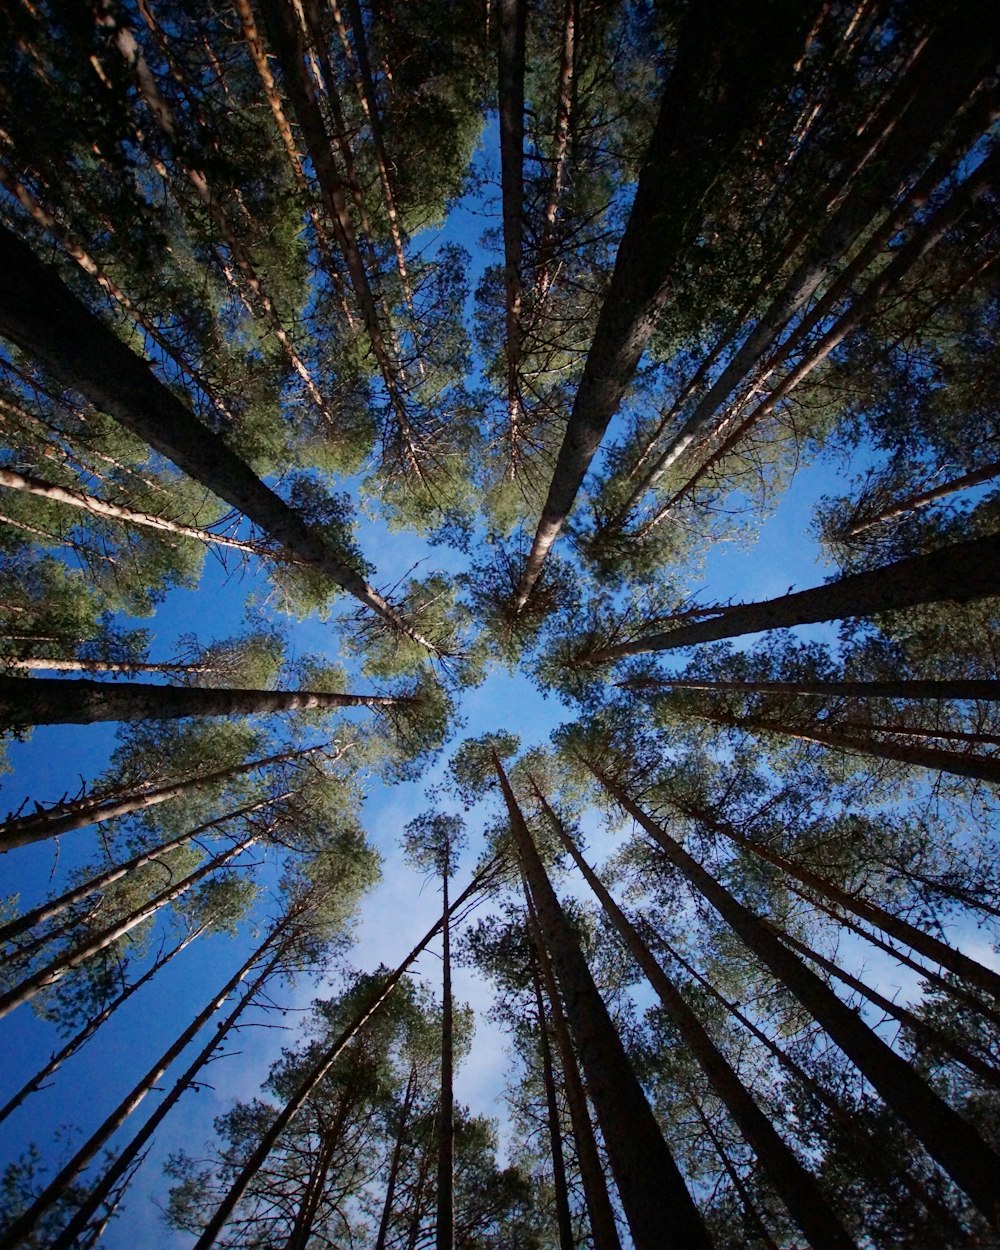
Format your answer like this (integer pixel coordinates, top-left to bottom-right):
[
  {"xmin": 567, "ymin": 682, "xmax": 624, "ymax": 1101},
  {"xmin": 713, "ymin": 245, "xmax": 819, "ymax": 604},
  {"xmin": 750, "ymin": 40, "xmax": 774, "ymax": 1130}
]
[
  {"xmin": 587, "ymin": 530, "xmax": 1000, "ymax": 661},
  {"xmin": 532, "ymin": 0, "xmax": 577, "ymax": 305},
  {"xmin": 529, "ymin": 949, "xmax": 575, "ymax": 1250},
  {"xmin": 4, "ymin": 914, "xmax": 296, "ymax": 1250},
  {"xmin": 0, "ymin": 466, "xmax": 283, "ymax": 561},
  {"xmin": 588, "ymin": 759, "xmax": 1000, "ymax": 1222},
  {"xmin": 619, "ymin": 675, "xmax": 1000, "ymax": 702},
  {"xmin": 3, "ymin": 657, "xmax": 219, "ymax": 676},
  {"xmin": 845, "ymin": 459, "xmax": 1000, "ymax": 535},
  {"xmin": 0, "ymin": 827, "xmax": 258, "ymax": 1021},
  {"xmin": 835, "ymin": 721, "xmax": 1000, "ymax": 749},
  {"xmin": 494, "ymin": 753, "xmax": 711, "ymax": 1250},
  {"xmin": 0, "ymin": 223, "xmax": 431, "ymax": 646},
  {"xmin": 513, "ymin": 0, "xmax": 820, "ymax": 610},
  {"xmin": 536, "ymin": 782, "xmax": 857, "ymax": 1250},
  {"xmin": 0, "ymin": 740, "xmax": 332, "ymax": 852},
  {"xmin": 0, "ymin": 672, "xmax": 405, "ymax": 729},
  {"xmin": 0, "ymin": 793, "xmax": 286, "ymax": 959},
  {"xmin": 681, "ymin": 798, "xmax": 1000, "ymax": 1000},
  {"xmin": 374, "ymin": 1064, "xmax": 419, "ymax": 1250},
  {"xmin": 497, "ymin": 0, "xmax": 526, "ymax": 454},
  {"xmin": 436, "ymin": 869, "xmax": 454, "ymax": 1250},
  {"xmin": 693, "ymin": 1100, "xmax": 781, "ymax": 1250},
  {"xmin": 190, "ymin": 853, "xmax": 504, "ymax": 1250},
  {"xmin": 529, "ymin": 899, "xmax": 622, "ymax": 1250},
  {"xmin": 0, "ymin": 926, "xmax": 202, "ymax": 1126}
]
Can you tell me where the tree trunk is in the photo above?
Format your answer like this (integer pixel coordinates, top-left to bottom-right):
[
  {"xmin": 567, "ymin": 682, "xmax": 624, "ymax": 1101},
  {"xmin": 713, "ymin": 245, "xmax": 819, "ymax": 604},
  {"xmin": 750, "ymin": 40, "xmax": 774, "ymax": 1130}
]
[
  {"xmin": 497, "ymin": 0, "xmax": 526, "ymax": 452},
  {"xmin": 436, "ymin": 869, "xmax": 454, "ymax": 1250},
  {"xmin": 694, "ymin": 1101, "xmax": 781, "ymax": 1250},
  {"xmin": 682, "ymin": 798, "xmax": 1000, "ymax": 1000},
  {"xmin": 536, "ymin": 782, "xmax": 857, "ymax": 1250},
  {"xmin": 532, "ymin": 0, "xmax": 577, "ymax": 305},
  {"xmin": 836, "ymin": 720, "xmax": 1000, "ymax": 749},
  {"xmin": 0, "ymin": 466, "xmax": 283, "ymax": 561},
  {"xmin": 0, "ymin": 223, "xmax": 429, "ymax": 646},
  {"xmin": 0, "ymin": 926, "xmax": 202, "ymax": 1126},
  {"xmin": 3, "ymin": 656, "xmax": 218, "ymax": 676},
  {"xmin": 494, "ymin": 753, "xmax": 711, "ymax": 1250},
  {"xmin": 0, "ymin": 672, "xmax": 405, "ymax": 729},
  {"xmin": 190, "ymin": 852, "xmax": 504, "ymax": 1250},
  {"xmin": 0, "ymin": 741, "xmax": 333, "ymax": 852},
  {"xmin": 0, "ymin": 828, "xmax": 258, "ymax": 1021},
  {"xmin": 619, "ymin": 675, "xmax": 1000, "ymax": 702},
  {"xmin": 529, "ymin": 899, "xmax": 622, "ymax": 1250},
  {"xmin": 846, "ymin": 459, "xmax": 1000, "ymax": 535},
  {"xmin": 529, "ymin": 949, "xmax": 575, "ymax": 1250},
  {"xmin": 0, "ymin": 792, "xmax": 286, "ymax": 957},
  {"xmin": 589, "ymin": 759, "xmax": 1000, "ymax": 1222},
  {"xmin": 512, "ymin": 0, "xmax": 819, "ymax": 610},
  {"xmin": 374, "ymin": 1063, "xmax": 418, "ymax": 1250},
  {"xmin": 5, "ymin": 915, "xmax": 295, "ymax": 1250},
  {"xmin": 587, "ymin": 530, "xmax": 1000, "ymax": 660}
]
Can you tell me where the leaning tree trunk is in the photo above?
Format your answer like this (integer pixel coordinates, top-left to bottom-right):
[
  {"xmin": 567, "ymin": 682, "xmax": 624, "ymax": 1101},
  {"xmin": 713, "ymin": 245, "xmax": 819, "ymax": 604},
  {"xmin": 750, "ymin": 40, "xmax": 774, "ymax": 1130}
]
[
  {"xmin": 619, "ymin": 675, "xmax": 1000, "ymax": 702},
  {"xmin": 374, "ymin": 1064, "xmax": 419, "ymax": 1250},
  {"xmin": 530, "ymin": 902, "xmax": 622, "ymax": 1250},
  {"xmin": 588, "ymin": 759, "xmax": 1000, "ymax": 1222},
  {"xmin": 0, "ymin": 740, "xmax": 333, "ymax": 852},
  {"xmin": 694, "ymin": 1100, "xmax": 781, "ymax": 1250},
  {"xmin": 846, "ymin": 459, "xmax": 1000, "ymax": 535},
  {"xmin": 5, "ymin": 913, "xmax": 297, "ymax": 1250},
  {"xmin": 0, "ymin": 223, "xmax": 431, "ymax": 647},
  {"xmin": 497, "ymin": 0, "xmax": 527, "ymax": 452},
  {"xmin": 0, "ymin": 827, "xmax": 259, "ymax": 1021},
  {"xmin": 528, "ymin": 948, "xmax": 575, "ymax": 1250},
  {"xmin": 494, "ymin": 753, "xmax": 711, "ymax": 1250},
  {"xmin": 681, "ymin": 799, "xmax": 1000, "ymax": 1000},
  {"xmin": 513, "ymin": 0, "xmax": 818, "ymax": 610},
  {"xmin": 586, "ymin": 530, "xmax": 1000, "ymax": 660},
  {"xmin": 0, "ymin": 925, "xmax": 202, "ymax": 1126},
  {"xmin": 190, "ymin": 853, "xmax": 504, "ymax": 1250},
  {"xmin": 535, "ymin": 782, "xmax": 857, "ymax": 1250},
  {"xmin": 436, "ymin": 867, "xmax": 455, "ymax": 1250},
  {"xmin": 0, "ymin": 672, "xmax": 404, "ymax": 728}
]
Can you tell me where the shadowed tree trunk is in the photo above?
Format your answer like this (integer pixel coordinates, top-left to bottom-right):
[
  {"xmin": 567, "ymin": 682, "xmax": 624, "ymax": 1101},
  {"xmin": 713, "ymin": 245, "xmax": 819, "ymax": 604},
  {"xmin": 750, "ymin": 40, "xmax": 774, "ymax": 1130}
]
[
  {"xmin": 528, "ymin": 947, "xmax": 575, "ymax": 1250},
  {"xmin": 586, "ymin": 757, "xmax": 1000, "ymax": 1222},
  {"xmin": 0, "ymin": 673, "xmax": 406, "ymax": 728},
  {"xmin": 587, "ymin": 531, "xmax": 1000, "ymax": 660},
  {"xmin": 374, "ymin": 1064, "xmax": 419, "ymax": 1250},
  {"xmin": 534, "ymin": 781, "xmax": 857, "ymax": 1250},
  {"xmin": 845, "ymin": 459, "xmax": 1000, "ymax": 535},
  {"xmin": 619, "ymin": 675, "xmax": 1000, "ymax": 702},
  {"xmin": 497, "ymin": 0, "xmax": 526, "ymax": 452},
  {"xmin": 494, "ymin": 753, "xmax": 711, "ymax": 1250},
  {"xmin": 436, "ymin": 867, "xmax": 454, "ymax": 1250}
]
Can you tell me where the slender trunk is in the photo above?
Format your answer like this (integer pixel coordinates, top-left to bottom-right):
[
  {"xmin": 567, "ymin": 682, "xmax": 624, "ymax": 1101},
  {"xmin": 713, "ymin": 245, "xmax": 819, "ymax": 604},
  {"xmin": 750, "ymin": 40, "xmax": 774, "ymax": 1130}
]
[
  {"xmin": 586, "ymin": 530, "xmax": 1000, "ymax": 660},
  {"xmin": 0, "ymin": 223, "xmax": 430, "ymax": 645},
  {"xmin": 846, "ymin": 459, "xmax": 1000, "ymax": 535},
  {"xmin": 0, "ymin": 672, "xmax": 405, "ymax": 729},
  {"xmin": 436, "ymin": 870, "xmax": 454, "ymax": 1250},
  {"xmin": 618, "ymin": 675, "xmax": 1000, "ymax": 702},
  {"xmin": 777, "ymin": 925, "xmax": 1000, "ymax": 1092},
  {"xmin": 684, "ymin": 799, "xmax": 1000, "ymax": 1000},
  {"xmin": 497, "ymin": 0, "xmax": 526, "ymax": 451},
  {"xmin": 3, "ymin": 917, "xmax": 294, "ymax": 1250},
  {"xmin": 694, "ymin": 1101, "xmax": 781, "ymax": 1250},
  {"xmin": 283, "ymin": 1114, "xmax": 344, "ymax": 1250},
  {"xmin": 836, "ymin": 720, "xmax": 1000, "ymax": 749},
  {"xmin": 0, "ymin": 740, "xmax": 331, "ymax": 852},
  {"xmin": 529, "ymin": 951, "xmax": 575, "ymax": 1250},
  {"xmin": 736, "ymin": 715, "xmax": 1000, "ymax": 787},
  {"xmin": 589, "ymin": 760, "xmax": 1000, "ymax": 1222},
  {"xmin": 0, "ymin": 466, "xmax": 283, "ymax": 561},
  {"xmin": 513, "ymin": 2, "xmax": 819, "ymax": 610},
  {"xmin": 536, "ymin": 783, "xmax": 856, "ymax": 1250},
  {"xmin": 0, "ymin": 828, "xmax": 257, "ymax": 1021},
  {"xmin": 529, "ymin": 901, "xmax": 622, "ymax": 1250},
  {"xmin": 0, "ymin": 927, "xmax": 201, "ymax": 1126},
  {"xmin": 3, "ymin": 656, "xmax": 219, "ymax": 676},
  {"xmin": 0, "ymin": 792, "xmax": 286, "ymax": 954},
  {"xmin": 190, "ymin": 853, "xmax": 503, "ymax": 1250},
  {"xmin": 532, "ymin": 0, "xmax": 577, "ymax": 304},
  {"xmin": 374, "ymin": 1064, "xmax": 418, "ymax": 1250},
  {"xmin": 494, "ymin": 753, "xmax": 711, "ymax": 1250}
]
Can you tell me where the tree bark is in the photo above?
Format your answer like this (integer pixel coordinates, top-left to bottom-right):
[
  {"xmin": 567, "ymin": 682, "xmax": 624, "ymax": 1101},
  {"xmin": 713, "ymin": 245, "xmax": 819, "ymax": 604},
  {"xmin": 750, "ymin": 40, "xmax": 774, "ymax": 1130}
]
[
  {"xmin": 536, "ymin": 782, "xmax": 857, "ymax": 1250},
  {"xmin": 190, "ymin": 852, "xmax": 504, "ymax": 1250},
  {"xmin": 587, "ymin": 530, "xmax": 1000, "ymax": 660},
  {"xmin": 0, "ymin": 741, "xmax": 331, "ymax": 852},
  {"xmin": 436, "ymin": 869, "xmax": 455, "ymax": 1250},
  {"xmin": 497, "ymin": 0, "xmax": 526, "ymax": 452},
  {"xmin": 0, "ymin": 672, "xmax": 405, "ymax": 729},
  {"xmin": 529, "ymin": 949, "xmax": 575, "ymax": 1250},
  {"xmin": 619, "ymin": 675, "xmax": 1000, "ymax": 702},
  {"xmin": 588, "ymin": 759, "xmax": 1000, "ymax": 1222},
  {"xmin": 513, "ymin": 0, "xmax": 819, "ymax": 610},
  {"xmin": 0, "ymin": 223, "xmax": 430, "ymax": 646},
  {"xmin": 495, "ymin": 753, "xmax": 711, "ymax": 1250}
]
